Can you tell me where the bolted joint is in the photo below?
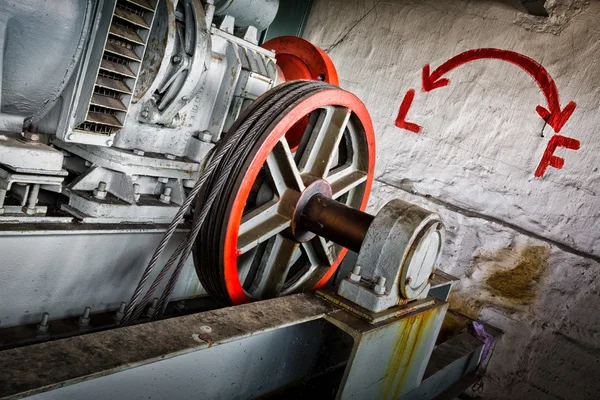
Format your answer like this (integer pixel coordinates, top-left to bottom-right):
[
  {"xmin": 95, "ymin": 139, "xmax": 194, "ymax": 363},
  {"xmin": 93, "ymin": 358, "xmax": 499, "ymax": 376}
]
[
  {"xmin": 160, "ymin": 187, "xmax": 172, "ymax": 204},
  {"xmin": 36, "ymin": 312, "xmax": 50, "ymax": 335},
  {"xmin": 172, "ymin": 55, "xmax": 182, "ymax": 64},
  {"xmin": 374, "ymin": 276, "xmax": 387, "ymax": 295},
  {"xmin": 114, "ymin": 302, "xmax": 127, "ymax": 323},
  {"xmin": 200, "ymin": 132, "xmax": 213, "ymax": 143},
  {"xmin": 147, "ymin": 298, "xmax": 159, "ymax": 317},
  {"xmin": 348, "ymin": 265, "xmax": 362, "ymax": 282},
  {"xmin": 22, "ymin": 123, "xmax": 40, "ymax": 142},
  {"xmin": 133, "ymin": 149, "xmax": 145, "ymax": 156},
  {"xmin": 93, "ymin": 181, "xmax": 107, "ymax": 199},
  {"xmin": 77, "ymin": 307, "xmax": 91, "ymax": 328}
]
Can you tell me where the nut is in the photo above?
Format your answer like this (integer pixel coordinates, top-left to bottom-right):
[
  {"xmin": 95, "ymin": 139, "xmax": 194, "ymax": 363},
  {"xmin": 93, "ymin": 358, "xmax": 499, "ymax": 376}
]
[
  {"xmin": 133, "ymin": 149, "xmax": 145, "ymax": 156},
  {"xmin": 160, "ymin": 187, "xmax": 172, "ymax": 204},
  {"xmin": 200, "ymin": 132, "xmax": 213, "ymax": 143},
  {"xmin": 22, "ymin": 131, "xmax": 40, "ymax": 142},
  {"xmin": 348, "ymin": 265, "xmax": 361, "ymax": 282},
  {"xmin": 93, "ymin": 181, "xmax": 107, "ymax": 199},
  {"xmin": 374, "ymin": 276, "xmax": 386, "ymax": 295}
]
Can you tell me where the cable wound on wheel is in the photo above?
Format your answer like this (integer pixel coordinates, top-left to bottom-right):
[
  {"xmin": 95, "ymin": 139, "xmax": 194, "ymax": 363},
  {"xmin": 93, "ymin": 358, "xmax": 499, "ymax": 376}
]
[{"xmin": 193, "ymin": 80, "xmax": 374, "ymax": 305}]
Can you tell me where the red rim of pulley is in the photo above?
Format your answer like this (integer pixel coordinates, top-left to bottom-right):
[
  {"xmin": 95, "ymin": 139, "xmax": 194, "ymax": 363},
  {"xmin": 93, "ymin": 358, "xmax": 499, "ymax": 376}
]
[
  {"xmin": 262, "ymin": 36, "xmax": 340, "ymax": 152},
  {"xmin": 222, "ymin": 88, "xmax": 375, "ymax": 305}
]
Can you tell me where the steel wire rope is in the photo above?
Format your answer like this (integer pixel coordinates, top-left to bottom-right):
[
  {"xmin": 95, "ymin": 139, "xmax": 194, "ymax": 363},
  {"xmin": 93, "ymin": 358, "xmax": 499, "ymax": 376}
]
[{"xmin": 120, "ymin": 81, "xmax": 333, "ymax": 325}]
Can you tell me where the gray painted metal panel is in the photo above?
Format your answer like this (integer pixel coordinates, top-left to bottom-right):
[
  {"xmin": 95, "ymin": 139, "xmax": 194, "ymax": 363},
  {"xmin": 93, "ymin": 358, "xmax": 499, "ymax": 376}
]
[
  {"xmin": 400, "ymin": 332, "xmax": 484, "ymax": 400},
  {"xmin": 26, "ymin": 320, "xmax": 334, "ymax": 400},
  {"xmin": 0, "ymin": 226, "xmax": 201, "ymax": 327},
  {"xmin": 326, "ymin": 299, "xmax": 448, "ymax": 400}
]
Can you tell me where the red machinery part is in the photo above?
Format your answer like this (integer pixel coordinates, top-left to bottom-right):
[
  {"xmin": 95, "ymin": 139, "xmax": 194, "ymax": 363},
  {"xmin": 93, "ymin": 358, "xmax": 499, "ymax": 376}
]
[
  {"xmin": 222, "ymin": 88, "xmax": 375, "ymax": 305},
  {"xmin": 262, "ymin": 36, "xmax": 339, "ymax": 85},
  {"xmin": 262, "ymin": 36, "xmax": 340, "ymax": 151}
]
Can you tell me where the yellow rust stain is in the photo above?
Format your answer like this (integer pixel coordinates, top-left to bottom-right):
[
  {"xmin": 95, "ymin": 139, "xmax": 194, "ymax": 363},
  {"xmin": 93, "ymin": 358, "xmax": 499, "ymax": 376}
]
[
  {"xmin": 485, "ymin": 245, "xmax": 549, "ymax": 304},
  {"xmin": 381, "ymin": 310, "xmax": 437, "ymax": 400}
]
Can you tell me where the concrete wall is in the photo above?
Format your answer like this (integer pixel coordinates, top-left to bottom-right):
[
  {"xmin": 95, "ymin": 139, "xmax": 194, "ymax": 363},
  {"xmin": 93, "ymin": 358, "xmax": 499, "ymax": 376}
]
[{"xmin": 303, "ymin": 1, "xmax": 600, "ymax": 398}]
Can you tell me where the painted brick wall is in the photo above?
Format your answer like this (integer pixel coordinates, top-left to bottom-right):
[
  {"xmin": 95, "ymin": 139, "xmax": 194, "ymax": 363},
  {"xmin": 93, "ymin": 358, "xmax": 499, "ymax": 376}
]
[{"xmin": 304, "ymin": 0, "xmax": 600, "ymax": 398}]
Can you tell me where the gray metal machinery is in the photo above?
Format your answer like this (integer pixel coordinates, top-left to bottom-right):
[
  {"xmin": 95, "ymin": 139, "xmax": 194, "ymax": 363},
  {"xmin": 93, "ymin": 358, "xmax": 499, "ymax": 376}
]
[{"xmin": 0, "ymin": 1, "xmax": 499, "ymax": 399}]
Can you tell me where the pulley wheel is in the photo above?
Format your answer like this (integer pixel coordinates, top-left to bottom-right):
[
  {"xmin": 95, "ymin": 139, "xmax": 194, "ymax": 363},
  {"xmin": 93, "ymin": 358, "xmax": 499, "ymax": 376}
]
[
  {"xmin": 194, "ymin": 81, "xmax": 375, "ymax": 305},
  {"xmin": 262, "ymin": 36, "xmax": 340, "ymax": 151}
]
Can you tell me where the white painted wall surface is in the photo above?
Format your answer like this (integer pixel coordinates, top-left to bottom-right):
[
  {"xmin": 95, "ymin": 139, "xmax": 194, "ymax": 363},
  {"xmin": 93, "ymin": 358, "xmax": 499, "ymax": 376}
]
[{"xmin": 304, "ymin": 0, "xmax": 600, "ymax": 398}]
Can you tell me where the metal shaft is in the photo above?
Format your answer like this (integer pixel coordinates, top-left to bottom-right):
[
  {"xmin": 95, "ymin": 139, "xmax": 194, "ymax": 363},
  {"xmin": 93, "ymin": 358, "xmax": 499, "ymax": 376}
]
[{"xmin": 300, "ymin": 194, "xmax": 374, "ymax": 253}]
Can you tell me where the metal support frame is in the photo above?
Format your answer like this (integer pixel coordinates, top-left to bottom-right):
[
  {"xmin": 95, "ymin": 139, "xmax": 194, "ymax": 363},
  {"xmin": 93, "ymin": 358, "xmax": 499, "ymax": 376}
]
[{"xmin": 0, "ymin": 293, "xmax": 496, "ymax": 399}]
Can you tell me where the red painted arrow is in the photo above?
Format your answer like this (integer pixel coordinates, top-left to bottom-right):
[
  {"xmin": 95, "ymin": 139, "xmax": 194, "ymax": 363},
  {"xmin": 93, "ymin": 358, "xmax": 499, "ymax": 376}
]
[
  {"xmin": 422, "ymin": 48, "xmax": 576, "ymax": 133},
  {"xmin": 395, "ymin": 89, "xmax": 421, "ymax": 133}
]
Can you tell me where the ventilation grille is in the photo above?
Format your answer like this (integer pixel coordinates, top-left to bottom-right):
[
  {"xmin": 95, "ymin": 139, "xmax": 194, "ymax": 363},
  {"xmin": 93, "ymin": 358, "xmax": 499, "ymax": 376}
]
[{"xmin": 76, "ymin": 0, "xmax": 157, "ymax": 136}]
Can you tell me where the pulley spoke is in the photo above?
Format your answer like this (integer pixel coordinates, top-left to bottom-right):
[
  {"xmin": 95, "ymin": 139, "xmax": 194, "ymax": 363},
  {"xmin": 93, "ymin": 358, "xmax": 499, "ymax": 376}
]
[
  {"xmin": 327, "ymin": 167, "xmax": 368, "ymax": 199},
  {"xmin": 250, "ymin": 234, "xmax": 299, "ymax": 298},
  {"xmin": 238, "ymin": 199, "xmax": 290, "ymax": 254},
  {"xmin": 266, "ymin": 138, "xmax": 305, "ymax": 195},
  {"xmin": 298, "ymin": 106, "xmax": 351, "ymax": 179},
  {"xmin": 303, "ymin": 236, "xmax": 337, "ymax": 266}
]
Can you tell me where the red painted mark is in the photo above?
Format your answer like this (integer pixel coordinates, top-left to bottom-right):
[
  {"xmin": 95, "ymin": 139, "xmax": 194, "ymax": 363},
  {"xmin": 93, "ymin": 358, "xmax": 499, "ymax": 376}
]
[
  {"xmin": 535, "ymin": 135, "xmax": 580, "ymax": 177},
  {"xmin": 395, "ymin": 89, "xmax": 421, "ymax": 133},
  {"xmin": 422, "ymin": 48, "xmax": 576, "ymax": 133}
]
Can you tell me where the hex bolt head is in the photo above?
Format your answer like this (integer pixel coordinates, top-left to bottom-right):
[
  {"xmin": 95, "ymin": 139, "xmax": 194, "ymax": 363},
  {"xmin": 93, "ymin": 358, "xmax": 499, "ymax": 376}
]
[
  {"xmin": 93, "ymin": 181, "xmax": 107, "ymax": 199},
  {"xmin": 78, "ymin": 307, "xmax": 91, "ymax": 328},
  {"xmin": 36, "ymin": 312, "xmax": 50, "ymax": 334},
  {"xmin": 200, "ymin": 133, "xmax": 213, "ymax": 143},
  {"xmin": 114, "ymin": 302, "xmax": 127, "ymax": 322},
  {"xmin": 141, "ymin": 110, "xmax": 149, "ymax": 118},
  {"xmin": 160, "ymin": 187, "xmax": 172, "ymax": 204},
  {"xmin": 348, "ymin": 265, "xmax": 361, "ymax": 282},
  {"xmin": 158, "ymin": 177, "xmax": 169, "ymax": 184},
  {"xmin": 172, "ymin": 55, "xmax": 182, "ymax": 64},
  {"xmin": 164, "ymin": 153, "xmax": 176, "ymax": 160},
  {"xmin": 133, "ymin": 149, "xmax": 145, "ymax": 156},
  {"xmin": 374, "ymin": 276, "xmax": 387, "ymax": 295},
  {"xmin": 200, "ymin": 325, "xmax": 212, "ymax": 333}
]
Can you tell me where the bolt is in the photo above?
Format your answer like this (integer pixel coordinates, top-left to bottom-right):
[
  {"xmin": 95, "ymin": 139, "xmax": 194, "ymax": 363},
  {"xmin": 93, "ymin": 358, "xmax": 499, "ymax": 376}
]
[
  {"xmin": 160, "ymin": 187, "xmax": 172, "ymax": 204},
  {"xmin": 348, "ymin": 265, "xmax": 361, "ymax": 282},
  {"xmin": 147, "ymin": 298, "xmax": 159, "ymax": 317},
  {"xmin": 133, "ymin": 183, "xmax": 141, "ymax": 202},
  {"xmin": 181, "ymin": 96, "xmax": 188, "ymax": 101},
  {"xmin": 36, "ymin": 312, "xmax": 50, "ymax": 334},
  {"xmin": 405, "ymin": 277, "xmax": 412, "ymax": 285},
  {"xmin": 114, "ymin": 302, "xmax": 127, "ymax": 323},
  {"xmin": 164, "ymin": 153, "xmax": 176, "ymax": 160},
  {"xmin": 93, "ymin": 181, "xmax": 107, "ymax": 199},
  {"xmin": 22, "ymin": 124, "xmax": 40, "ymax": 142},
  {"xmin": 200, "ymin": 325, "xmax": 212, "ymax": 333},
  {"xmin": 374, "ymin": 276, "xmax": 386, "ymax": 295},
  {"xmin": 141, "ymin": 110, "xmax": 149, "ymax": 118},
  {"xmin": 172, "ymin": 55, "xmax": 182, "ymax": 64},
  {"xmin": 106, "ymin": 140, "xmax": 114, "ymax": 147},
  {"xmin": 200, "ymin": 132, "xmax": 213, "ymax": 143},
  {"xmin": 133, "ymin": 149, "xmax": 145, "ymax": 156},
  {"xmin": 78, "ymin": 307, "xmax": 91, "ymax": 328},
  {"xmin": 158, "ymin": 177, "xmax": 169, "ymax": 184},
  {"xmin": 85, "ymin": 161, "xmax": 92, "ymax": 167},
  {"xmin": 24, "ymin": 184, "xmax": 40, "ymax": 215},
  {"xmin": 175, "ymin": 300, "xmax": 186, "ymax": 311}
]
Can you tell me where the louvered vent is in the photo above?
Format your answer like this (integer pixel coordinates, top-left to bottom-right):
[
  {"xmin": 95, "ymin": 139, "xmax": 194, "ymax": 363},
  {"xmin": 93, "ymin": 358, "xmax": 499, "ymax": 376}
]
[{"xmin": 77, "ymin": 0, "xmax": 157, "ymax": 136}]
